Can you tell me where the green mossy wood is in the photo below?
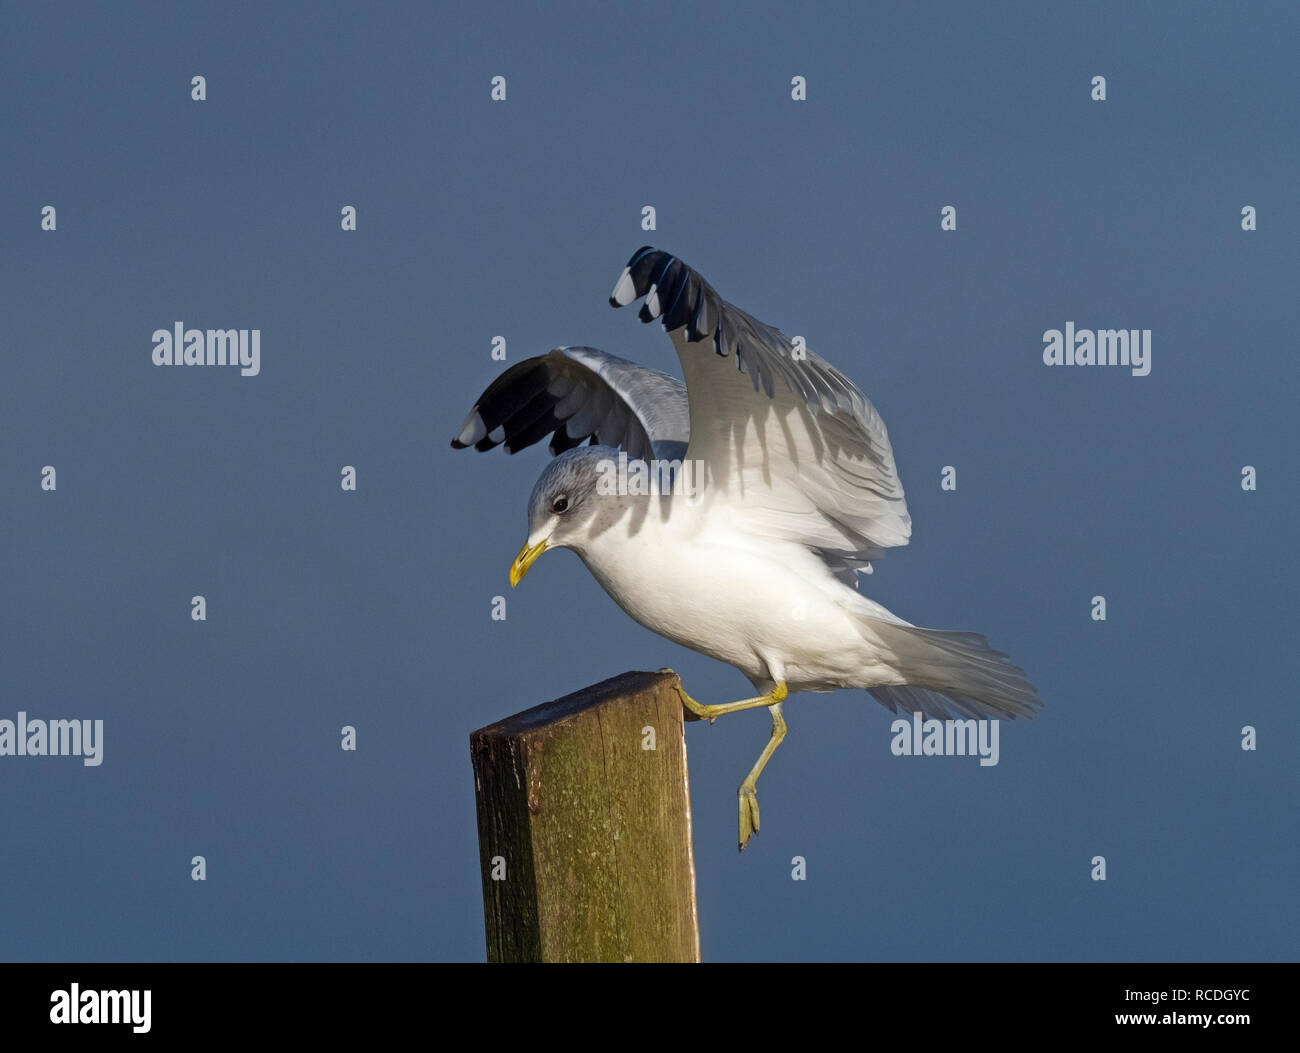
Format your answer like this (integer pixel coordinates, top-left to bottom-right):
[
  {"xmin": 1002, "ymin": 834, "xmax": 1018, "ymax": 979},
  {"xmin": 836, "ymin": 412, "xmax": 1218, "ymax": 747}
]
[{"xmin": 470, "ymin": 670, "xmax": 701, "ymax": 962}]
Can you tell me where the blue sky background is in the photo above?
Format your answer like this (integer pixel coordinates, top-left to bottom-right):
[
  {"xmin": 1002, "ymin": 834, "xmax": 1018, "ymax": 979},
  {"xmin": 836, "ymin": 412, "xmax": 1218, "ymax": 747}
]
[{"xmin": 2, "ymin": 1, "xmax": 1296, "ymax": 961}]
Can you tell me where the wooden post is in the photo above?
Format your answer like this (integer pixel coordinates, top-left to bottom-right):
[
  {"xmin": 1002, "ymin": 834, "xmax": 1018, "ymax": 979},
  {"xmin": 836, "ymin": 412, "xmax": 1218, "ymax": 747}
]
[{"xmin": 470, "ymin": 670, "xmax": 701, "ymax": 962}]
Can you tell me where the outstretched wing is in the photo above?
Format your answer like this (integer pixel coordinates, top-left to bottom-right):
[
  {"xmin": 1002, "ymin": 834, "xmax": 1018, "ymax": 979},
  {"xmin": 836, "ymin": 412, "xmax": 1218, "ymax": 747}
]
[
  {"xmin": 609, "ymin": 247, "xmax": 911, "ymax": 580},
  {"xmin": 450, "ymin": 345, "xmax": 689, "ymax": 462}
]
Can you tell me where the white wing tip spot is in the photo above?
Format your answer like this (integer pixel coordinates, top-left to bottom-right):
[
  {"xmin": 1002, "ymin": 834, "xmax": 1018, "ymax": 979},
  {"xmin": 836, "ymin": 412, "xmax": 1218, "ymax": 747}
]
[
  {"xmin": 456, "ymin": 412, "xmax": 487, "ymax": 446},
  {"xmin": 611, "ymin": 269, "xmax": 636, "ymax": 306}
]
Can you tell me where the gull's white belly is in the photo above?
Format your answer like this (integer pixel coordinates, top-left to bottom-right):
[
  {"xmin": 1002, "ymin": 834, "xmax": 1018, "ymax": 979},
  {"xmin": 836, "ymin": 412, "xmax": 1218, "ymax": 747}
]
[{"xmin": 573, "ymin": 507, "xmax": 884, "ymax": 691}]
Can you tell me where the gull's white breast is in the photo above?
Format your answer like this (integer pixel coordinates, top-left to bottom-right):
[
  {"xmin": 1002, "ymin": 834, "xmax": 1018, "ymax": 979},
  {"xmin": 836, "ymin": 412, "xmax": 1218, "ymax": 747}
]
[{"xmin": 571, "ymin": 495, "xmax": 893, "ymax": 692}]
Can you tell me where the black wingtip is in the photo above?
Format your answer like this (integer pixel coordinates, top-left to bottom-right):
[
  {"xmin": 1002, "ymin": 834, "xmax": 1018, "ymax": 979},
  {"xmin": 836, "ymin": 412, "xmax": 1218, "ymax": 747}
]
[
  {"xmin": 611, "ymin": 246, "xmax": 664, "ymax": 309},
  {"xmin": 611, "ymin": 246, "xmax": 724, "ymax": 349}
]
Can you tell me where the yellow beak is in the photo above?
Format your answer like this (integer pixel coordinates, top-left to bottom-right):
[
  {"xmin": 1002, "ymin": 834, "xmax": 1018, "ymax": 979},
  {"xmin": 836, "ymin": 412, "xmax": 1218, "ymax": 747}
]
[{"xmin": 509, "ymin": 538, "xmax": 548, "ymax": 587}]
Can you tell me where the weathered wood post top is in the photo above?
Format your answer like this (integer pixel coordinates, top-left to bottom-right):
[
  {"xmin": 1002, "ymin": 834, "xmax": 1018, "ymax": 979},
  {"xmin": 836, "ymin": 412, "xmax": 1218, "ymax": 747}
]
[{"xmin": 470, "ymin": 670, "xmax": 700, "ymax": 962}]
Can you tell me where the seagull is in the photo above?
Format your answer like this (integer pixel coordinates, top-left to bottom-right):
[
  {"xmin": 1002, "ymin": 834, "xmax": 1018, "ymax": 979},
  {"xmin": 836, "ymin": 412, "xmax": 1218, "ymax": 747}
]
[{"xmin": 452, "ymin": 246, "xmax": 1040, "ymax": 850}]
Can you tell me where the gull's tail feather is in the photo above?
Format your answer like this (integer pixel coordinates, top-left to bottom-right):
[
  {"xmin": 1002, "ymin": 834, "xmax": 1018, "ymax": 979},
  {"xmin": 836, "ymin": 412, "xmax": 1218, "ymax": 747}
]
[{"xmin": 857, "ymin": 619, "xmax": 1042, "ymax": 721}]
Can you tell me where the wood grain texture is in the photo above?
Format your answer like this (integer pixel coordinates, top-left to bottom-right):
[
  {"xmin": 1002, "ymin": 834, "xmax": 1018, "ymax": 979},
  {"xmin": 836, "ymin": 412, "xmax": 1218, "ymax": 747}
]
[{"xmin": 470, "ymin": 670, "xmax": 700, "ymax": 962}]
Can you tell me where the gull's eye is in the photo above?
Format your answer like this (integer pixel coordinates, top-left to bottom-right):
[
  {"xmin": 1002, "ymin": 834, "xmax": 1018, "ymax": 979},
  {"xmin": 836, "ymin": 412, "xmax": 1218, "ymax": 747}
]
[{"xmin": 552, "ymin": 495, "xmax": 569, "ymax": 514}]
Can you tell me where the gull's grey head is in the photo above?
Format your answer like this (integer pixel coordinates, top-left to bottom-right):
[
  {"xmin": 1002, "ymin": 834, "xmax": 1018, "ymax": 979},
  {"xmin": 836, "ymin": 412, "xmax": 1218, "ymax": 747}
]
[
  {"xmin": 528, "ymin": 446, "xmax": 610, "ymax": 541},
  {"xmin": 509, "ymin": 446, "xmax": 615, "ymax": 587}
]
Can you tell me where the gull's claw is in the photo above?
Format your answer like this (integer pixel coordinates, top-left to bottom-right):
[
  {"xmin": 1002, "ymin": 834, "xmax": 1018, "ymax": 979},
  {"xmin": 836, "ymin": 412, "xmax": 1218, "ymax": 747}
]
[{"xmin": 738, "ymin": 784, "xmax": 760, "ymax": 851}]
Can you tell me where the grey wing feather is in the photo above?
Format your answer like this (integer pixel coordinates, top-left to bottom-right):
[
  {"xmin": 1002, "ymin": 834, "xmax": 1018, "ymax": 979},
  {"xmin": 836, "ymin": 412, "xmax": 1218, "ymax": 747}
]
[
  {"xmin": 450, "ymin": 345, "xmax": 689, "ymax": 462},
  {"xmin": 609, "ymin": 246, "xmax": 911, "ymax": 583}
]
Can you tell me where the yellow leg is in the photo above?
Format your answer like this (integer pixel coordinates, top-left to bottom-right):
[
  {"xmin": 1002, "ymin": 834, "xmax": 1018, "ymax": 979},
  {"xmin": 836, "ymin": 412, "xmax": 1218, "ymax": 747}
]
[
  {"xmin": 658, "ymin": 670, "xmax": 789, "ymax": 850},
  {"xmin": 659, "ymin": 669, "xmax": 788, "ymax": 724},
  {"xmin": 738, "ymin": 703, "xmax": 786, "ymax": 851}
]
